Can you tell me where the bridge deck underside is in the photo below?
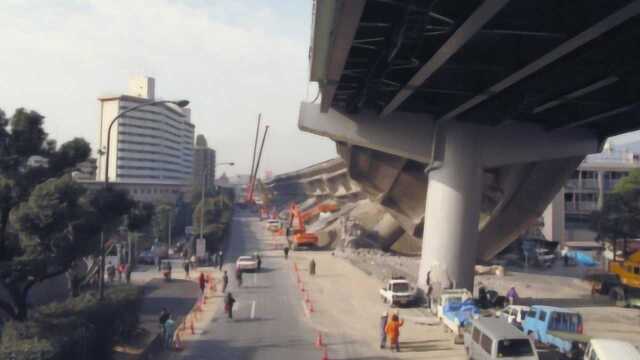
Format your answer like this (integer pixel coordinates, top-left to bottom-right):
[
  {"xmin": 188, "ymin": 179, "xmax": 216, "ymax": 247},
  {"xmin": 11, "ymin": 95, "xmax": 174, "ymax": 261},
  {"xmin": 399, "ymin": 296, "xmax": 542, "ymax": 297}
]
[{"xmin": 328, "ymin": 0, "xmax": 640, "ymax": 139}]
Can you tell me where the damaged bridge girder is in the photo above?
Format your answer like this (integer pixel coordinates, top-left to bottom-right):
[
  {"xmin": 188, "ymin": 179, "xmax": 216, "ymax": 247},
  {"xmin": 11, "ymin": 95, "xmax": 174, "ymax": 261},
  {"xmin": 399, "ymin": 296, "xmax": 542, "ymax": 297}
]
[{"xmin": 299, "ymin": 102, "xmax": 600, "ymax": 290}]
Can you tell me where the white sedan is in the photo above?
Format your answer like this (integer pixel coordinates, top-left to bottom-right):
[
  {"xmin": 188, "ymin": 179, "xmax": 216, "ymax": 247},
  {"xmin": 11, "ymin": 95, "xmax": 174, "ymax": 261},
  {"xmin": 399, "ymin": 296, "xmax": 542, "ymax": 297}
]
[{"xmin": 235, "ymin": 256, "xmax": 258, "ymax": 272}]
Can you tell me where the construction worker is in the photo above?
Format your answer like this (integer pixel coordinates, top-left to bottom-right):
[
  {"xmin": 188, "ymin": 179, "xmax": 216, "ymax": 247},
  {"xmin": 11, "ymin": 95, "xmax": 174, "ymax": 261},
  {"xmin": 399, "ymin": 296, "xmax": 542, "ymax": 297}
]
[
  {"xmin": 385, "ymin": 313, "xmax": 404, "ymax": 352},
  {"xmin": 379, "ymin": 311, "xmax": 389, "ymax": 349}
]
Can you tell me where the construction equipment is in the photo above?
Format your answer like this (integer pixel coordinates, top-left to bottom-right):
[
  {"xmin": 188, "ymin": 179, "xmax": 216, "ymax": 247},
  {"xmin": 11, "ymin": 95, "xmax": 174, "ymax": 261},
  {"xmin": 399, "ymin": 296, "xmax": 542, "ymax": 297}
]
[
  {"xmin": 299, "ymin": 202, "xmax": 339, "ymax": 223},
  {"xmin": 607, "ymin": 250, "xmax": 640, "ymax": 307},
  {"xmin": 288, "ymin": 204, "xmax": 319, "ymax": 250}
]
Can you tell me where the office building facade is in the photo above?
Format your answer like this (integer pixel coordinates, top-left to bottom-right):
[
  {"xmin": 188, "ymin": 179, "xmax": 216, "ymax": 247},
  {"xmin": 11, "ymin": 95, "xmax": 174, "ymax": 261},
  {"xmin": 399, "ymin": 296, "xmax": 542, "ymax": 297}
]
[{"xmin": 96, "ymin": 76, "xmax": 194, "ymax": 185}]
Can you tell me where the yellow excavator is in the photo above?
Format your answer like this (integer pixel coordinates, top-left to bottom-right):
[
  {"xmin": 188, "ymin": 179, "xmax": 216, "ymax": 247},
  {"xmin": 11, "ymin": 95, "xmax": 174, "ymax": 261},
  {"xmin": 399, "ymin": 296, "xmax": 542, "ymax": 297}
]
[{"xmin": 595, "ymin": 250, "xmax": 640, "ymax": 307}]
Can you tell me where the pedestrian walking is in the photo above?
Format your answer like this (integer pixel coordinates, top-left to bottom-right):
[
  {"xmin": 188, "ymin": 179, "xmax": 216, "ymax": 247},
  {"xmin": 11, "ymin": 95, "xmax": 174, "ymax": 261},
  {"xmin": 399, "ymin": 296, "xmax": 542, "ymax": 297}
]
[
  {"xmin": 225, "ymin": 292, "xmax": 236, "ymax": 319},
  {"xmin": 506, "ymin": 286, "xmax": 519, "ymax": 305},
  {"xmin": 309, "ymin": 259, "xmax": 316, "ymax": 276},
  {"xmin": 379, "ymin": 311, "xmax": 389, "ymax": 349},
  {"xmin": 283, "ymin": 246, "xmax": 290, "ymax": 260},
  {"xmin": 199, "ymin": 272, "xmax": 206, "ymax": 294},
  {"xmin": 218, "ymin": 250, "xmax": 224, "ymax": 270},
  {"xmin": 222, "ymin": 270, "xmax": 229, "ymax": 293},
  {"xmin": 385, "ymin": 313, "xmax": 404, "ymax": 352},
  {"xmin": 158, "ymin": 307, "xmax": 170, "ymax": 345},
  {"xmin": 183, "ymin": 260, "xmax": 191, "ymax": 279},
  {"xmin": 256, "ymin": 254, "xmax": 262, "ymax": 271},
  {"xmin": 163, "ymin": 315, "xmax": 176, "ymax": 349}
]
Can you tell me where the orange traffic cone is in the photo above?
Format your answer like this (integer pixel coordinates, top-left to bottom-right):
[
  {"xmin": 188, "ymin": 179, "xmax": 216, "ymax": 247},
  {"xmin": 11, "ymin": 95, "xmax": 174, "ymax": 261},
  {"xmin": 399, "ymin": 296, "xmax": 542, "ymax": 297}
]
[
  {"xmin": 321, "ymin": 346, "xmax": 329, "ymax": 360},
  {"xmin": 315, "ymin": 332, "xmax": 324, "ymax": 348}
]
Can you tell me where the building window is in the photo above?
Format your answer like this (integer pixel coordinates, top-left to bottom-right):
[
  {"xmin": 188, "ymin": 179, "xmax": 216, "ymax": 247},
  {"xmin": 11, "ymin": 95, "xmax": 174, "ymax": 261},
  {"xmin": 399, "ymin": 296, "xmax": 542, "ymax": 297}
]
[{"xmin": 581, "ymin": 171, "xmax": 596, "ymax": 179}]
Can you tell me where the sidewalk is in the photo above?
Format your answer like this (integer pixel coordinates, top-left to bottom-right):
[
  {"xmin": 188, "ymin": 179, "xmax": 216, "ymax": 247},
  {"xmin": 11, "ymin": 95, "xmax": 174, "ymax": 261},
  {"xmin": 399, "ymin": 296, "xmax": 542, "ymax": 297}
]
[
  {"xmin": 113, "ymin": 266, "xmax": 201, "ymax": 360},
  {"xmin": 291, "ymin": 251, "xmax": 467, "ymax": 359},
  {"xmin": 157, "ymin": 266, "xmax": 226, "ymax": 360}
]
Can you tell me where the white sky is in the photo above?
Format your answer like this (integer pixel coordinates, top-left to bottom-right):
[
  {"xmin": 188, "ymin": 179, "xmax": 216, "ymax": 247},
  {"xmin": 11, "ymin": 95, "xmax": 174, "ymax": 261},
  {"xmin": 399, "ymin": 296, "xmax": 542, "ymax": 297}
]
[{"xmin": 0, "ymin": 0, "xmax": 335, "ymax": 177}]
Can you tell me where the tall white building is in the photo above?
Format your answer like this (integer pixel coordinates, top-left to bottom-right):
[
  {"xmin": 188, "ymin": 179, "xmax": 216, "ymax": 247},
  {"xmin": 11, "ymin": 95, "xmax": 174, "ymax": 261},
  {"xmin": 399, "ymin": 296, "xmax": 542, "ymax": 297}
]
[{"xmin": 96, "ymin": 77, "xmax": 195, "ymax": 185}]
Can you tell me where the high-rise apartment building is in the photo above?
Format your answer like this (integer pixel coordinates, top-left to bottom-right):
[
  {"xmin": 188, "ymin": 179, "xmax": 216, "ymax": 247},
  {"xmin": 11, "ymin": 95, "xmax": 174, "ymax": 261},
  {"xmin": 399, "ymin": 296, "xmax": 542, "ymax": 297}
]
[
  {"xmin": 193, "ymin": 134, "xmax": 216, "ymax": 191},
  {"xmin": 96, "ymin": 76, "xmax": 195, "ymax": 184}
]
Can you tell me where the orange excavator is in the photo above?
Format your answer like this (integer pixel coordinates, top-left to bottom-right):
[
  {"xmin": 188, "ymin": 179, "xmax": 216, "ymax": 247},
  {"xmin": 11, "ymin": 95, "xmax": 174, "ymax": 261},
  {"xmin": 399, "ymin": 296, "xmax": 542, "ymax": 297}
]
[
  {"xmin": 288, "ymin": 204, "xmax": 319, "ymax": 250},
  {"xmin": 299, "ymin": 202, "xmax": 339, "ymax": 223}
]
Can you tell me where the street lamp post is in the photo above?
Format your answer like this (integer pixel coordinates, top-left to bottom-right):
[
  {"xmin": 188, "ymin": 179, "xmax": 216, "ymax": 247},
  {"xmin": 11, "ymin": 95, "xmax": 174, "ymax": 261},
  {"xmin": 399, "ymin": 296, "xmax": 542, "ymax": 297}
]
[{"xmin": 98, "ymin": 99, "xmax": 189, "ymax": 300}]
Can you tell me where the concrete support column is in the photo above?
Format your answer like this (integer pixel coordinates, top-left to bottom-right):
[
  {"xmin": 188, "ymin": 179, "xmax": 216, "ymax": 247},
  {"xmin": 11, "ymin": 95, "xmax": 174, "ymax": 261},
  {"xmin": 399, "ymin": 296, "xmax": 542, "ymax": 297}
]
[{"xmin": 418, "ymin": 124, "xmax": 482, "ymax": 292}]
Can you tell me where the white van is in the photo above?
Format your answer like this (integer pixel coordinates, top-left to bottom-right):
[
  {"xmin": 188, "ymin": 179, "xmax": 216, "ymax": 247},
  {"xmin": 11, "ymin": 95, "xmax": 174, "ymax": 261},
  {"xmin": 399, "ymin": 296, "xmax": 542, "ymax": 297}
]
[
  {"xmin": 464, "ymin": 317, "xmax": 538, "ymax": 360},
  {"xmin": 584, "ymin": 339, "xmax": 640, "ymax": 360}
]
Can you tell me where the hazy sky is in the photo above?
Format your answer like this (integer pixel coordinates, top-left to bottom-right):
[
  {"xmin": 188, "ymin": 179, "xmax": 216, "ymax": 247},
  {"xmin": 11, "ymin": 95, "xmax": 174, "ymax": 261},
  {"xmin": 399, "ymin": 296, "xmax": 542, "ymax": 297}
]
[
  {"xmin": 0, "ymin": 0, "xmax": 334, "ymax": 177},
  {"xmin": 2, "ymin": 1, "xmax": 639, "ymax": 178}
]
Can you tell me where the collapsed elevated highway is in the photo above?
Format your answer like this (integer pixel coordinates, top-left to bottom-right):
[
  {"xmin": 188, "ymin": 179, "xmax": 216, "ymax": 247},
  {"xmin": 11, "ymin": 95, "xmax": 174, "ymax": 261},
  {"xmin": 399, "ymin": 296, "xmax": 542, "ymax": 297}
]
[{"xmin": 300, "ymin": 0, "xmax": 640, "ymax": 290}]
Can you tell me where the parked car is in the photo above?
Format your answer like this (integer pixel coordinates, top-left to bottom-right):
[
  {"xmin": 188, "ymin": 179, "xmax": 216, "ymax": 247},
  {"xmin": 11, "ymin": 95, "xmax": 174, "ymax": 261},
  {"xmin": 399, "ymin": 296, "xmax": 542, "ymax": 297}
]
[
  {"xmin": 236, "ymin": 256, "xmax": 259, "ymax": 272},
  {"xmin": 522, "ymin": 305, "xmax": 586, "ymax": 356},
  {"xmin": 584, "ymin": 338, "xmax": 640, "ymax": 360},
  {"xmin": 496, "ymin": 305, "xmax": 531, "ymax": 328},
  {"xmin": 137, "ymin": 250, "xmax": 155, "ymax": 265},
  {"xmin": 379, "ymin": 276, "xmax": 416, "ymax": 307},
  {"xmin": 464, "ymin": 317, "xmax": 538, "ymax": 360}
]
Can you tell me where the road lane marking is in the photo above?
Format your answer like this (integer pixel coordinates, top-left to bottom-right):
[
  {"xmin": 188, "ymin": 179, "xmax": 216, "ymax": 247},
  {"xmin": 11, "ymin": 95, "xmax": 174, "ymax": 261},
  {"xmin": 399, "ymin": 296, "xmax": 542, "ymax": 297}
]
[{"xmin": 251, "ymin": 300, "xmax": 256, "ymax": 319}]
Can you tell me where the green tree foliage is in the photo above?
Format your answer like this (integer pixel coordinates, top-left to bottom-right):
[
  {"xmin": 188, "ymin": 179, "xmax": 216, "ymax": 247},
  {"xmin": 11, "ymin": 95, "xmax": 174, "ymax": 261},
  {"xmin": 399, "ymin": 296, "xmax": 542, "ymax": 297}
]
[
  {"xmin": 192, "ymin": 192, "xmax": 233, "ymax": 252},
  {"xmin": 591, "ymin": 169, "xmax": 640, "ymax": 260},
  {"xmin": 613, "ymin": 168, "xmax": 640, "ymax": 194},
  {"xmin": 0, "ymin": 107, "xmax": 146, "ymax": 321},
  {"xmin": 0, "ymin": 108, "xmax": 91, "ymax": 259},
  {"xmin": 152, "ymin": 203, "xmax": 175, "ymax": 244},
  {"xmin": 0, "ymin": 177, "xmax": 134, "ymax": 320}
]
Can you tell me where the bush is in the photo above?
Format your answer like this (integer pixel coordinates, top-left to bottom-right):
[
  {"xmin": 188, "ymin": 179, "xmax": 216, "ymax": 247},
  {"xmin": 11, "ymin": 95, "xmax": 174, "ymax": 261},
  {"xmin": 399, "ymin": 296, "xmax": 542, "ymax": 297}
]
[{"xmin": 0, "ymin": 285, "xmax": 142, "ymax": 360}]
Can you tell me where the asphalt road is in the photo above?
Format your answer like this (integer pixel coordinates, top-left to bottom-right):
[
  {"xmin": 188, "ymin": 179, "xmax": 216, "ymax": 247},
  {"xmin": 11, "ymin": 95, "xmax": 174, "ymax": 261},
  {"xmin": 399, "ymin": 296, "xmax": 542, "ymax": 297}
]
[{"xmin": 175, "ymin": 210, "xmax": 321, "ymax": 360}]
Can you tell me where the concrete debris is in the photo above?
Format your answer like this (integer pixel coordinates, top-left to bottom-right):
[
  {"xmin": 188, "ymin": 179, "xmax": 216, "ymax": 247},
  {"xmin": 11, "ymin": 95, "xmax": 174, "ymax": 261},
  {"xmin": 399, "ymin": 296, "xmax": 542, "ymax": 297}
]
[{"xmin": 474, "ymin": 265, "xmax": 505, "ymax": 276}]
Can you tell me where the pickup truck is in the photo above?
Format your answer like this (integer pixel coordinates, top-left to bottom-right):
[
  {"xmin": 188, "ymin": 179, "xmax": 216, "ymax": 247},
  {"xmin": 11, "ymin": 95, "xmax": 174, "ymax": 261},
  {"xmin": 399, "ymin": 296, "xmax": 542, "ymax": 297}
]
[
  {"xmin": 379, "ymin": 277, "xmax": 416, "ymax": 307},
  {"xmin": 522, "ymin": 305, "xmax": 585, "ymax": 356}
]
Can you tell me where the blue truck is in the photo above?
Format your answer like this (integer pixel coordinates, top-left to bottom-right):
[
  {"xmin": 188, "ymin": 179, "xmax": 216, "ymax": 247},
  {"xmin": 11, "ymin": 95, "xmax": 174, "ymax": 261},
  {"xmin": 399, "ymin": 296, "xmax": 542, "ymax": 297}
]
[{"xmin": 522, "ymin": 305, "xmax": 586, "ymax": 355}]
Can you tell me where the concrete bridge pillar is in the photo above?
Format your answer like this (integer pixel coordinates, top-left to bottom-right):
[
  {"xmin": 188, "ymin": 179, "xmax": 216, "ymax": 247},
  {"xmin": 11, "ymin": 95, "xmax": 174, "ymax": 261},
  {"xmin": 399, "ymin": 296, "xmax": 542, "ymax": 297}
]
[{"xmin": 418, "ymin": 124, "xmax": 482, "ymax": 292}]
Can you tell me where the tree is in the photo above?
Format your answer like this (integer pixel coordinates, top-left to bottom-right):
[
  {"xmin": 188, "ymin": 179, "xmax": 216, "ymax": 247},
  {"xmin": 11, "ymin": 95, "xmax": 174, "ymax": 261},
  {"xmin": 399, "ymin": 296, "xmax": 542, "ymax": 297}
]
[
  {"xmin": 0, "ymin": 108, "xmax": 90, "ymax": 259},
  {"xmin": 591, "ymin": 170, "xmax": 640, "ymax": 260},
  {"xmin": 0, "ymin": 178, "xmax": 136, "ymax": 320},
  {"xmin": 152, "ymin": 203, "xmax": 175, "ymax": 244}
]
